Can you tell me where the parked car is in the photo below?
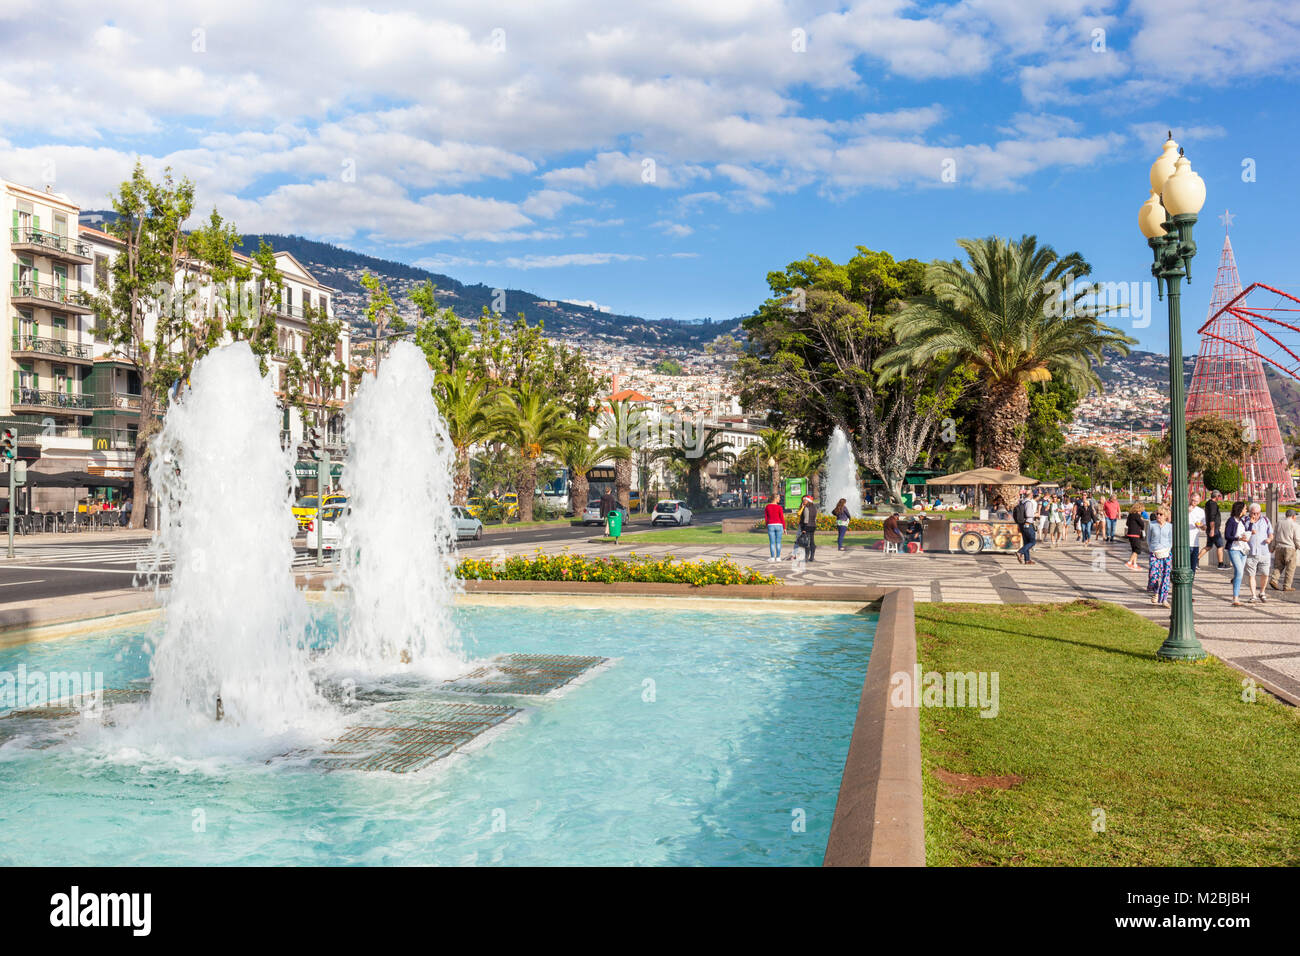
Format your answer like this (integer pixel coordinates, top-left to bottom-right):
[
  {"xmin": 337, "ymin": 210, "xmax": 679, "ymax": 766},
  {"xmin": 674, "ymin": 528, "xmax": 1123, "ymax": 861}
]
[
  {"xmin": 304, "ymin": 506, "xmax": 346, "ymax": 551},
  {"xmin": 651, "ymin": 500, "xmax": 693, "ymax": 526},
  {"xmin": 582, "ymin": 500, "xmax": 630, "ymax": 526},
  {"xmin": 628, "ymin": 489, "xmax": 641, "ymax": 513},
  {"xmin": 716, "ymin": 492, "xmax": 740, "ymax": 508},
  {"xmin": 452, "ymin": 505, "xmax": 484, "ymax": 541},
  {"xmin": 293, "ymin": 492, "xmax": 347, "ymax": 529}
]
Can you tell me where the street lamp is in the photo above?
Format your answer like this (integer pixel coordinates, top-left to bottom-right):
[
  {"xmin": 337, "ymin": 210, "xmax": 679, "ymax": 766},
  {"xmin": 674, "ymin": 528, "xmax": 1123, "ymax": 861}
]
[{"xmin": 1139, "ymin": 132, "xmax": 1207, "ymax": 661}]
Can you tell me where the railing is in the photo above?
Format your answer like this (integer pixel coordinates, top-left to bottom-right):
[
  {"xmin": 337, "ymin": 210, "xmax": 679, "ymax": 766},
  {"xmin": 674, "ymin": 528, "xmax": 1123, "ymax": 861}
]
[
  {"xmin": 10, "ymin": 227, "xmax": 92, "ymax": 258},
  {"xmin": 276, "ymin": 304, "xmax": 330, "ymax": 321},
  {"xmin": 0, "ymin": 418, "xmax": 137, "ymax": 449},
  {"xmin": 10, "ymin": 335, "xmax": 92, "ymax": 359},
  {"xmin": 10, "ymin": 281, "xmax": 93, "ymax": 308},
  {"xmin": 10, "ymin": 388, "xmax": 95, "ymax": 410},
  {"xmin": 90, "ymin": 391, "xmax": 143, "ymax": 411}
]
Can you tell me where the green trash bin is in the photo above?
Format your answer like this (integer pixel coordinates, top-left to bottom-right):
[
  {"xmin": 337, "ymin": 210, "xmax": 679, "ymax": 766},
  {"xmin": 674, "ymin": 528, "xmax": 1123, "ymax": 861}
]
[
  {"xmin": 605, "ymin": 508, "xmax": 623, "ymax": 541},
  {"xmin": 902, "ymin": 492, "xmax": 914, "ymax": 510}
]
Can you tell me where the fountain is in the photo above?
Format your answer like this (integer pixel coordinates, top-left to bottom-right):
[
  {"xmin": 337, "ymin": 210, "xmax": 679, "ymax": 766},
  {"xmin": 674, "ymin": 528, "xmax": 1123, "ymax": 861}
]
[
  {"xmin": 330, "ymin": 341, "xmax": 464, "ymax": 678},
  {"xmin": 823, "ymin": 427, "xmax": 863, "ymax": 517},
  {"xmin": 142, "ymin": 342, "xmax": 322, "ymax": 734}
]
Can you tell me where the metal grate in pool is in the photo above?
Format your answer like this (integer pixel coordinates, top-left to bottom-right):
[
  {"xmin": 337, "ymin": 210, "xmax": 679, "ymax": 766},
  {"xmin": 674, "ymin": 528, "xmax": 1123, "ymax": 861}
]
[
  {"xmin": 441, "ymin": 653, "xmax": 608, "ymax": 696},
  {"xmin": 0, "ymin": 687, "xmax": 149, "ymax": 721},
  {"xmin": 313, "ymin": 699, "xmax": 519, "ymax": 773}
]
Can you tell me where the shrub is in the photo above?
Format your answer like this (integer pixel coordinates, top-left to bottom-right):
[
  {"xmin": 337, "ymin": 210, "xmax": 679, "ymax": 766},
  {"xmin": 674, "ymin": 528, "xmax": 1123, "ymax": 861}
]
[
  {"xmin": 753, "ymin": 515, "xmax": 883, "ymax": 532},
  {"xmin": 1202, "ymin": 463, "xmax": 1243, "ymax": 495},
  {"xmin": 456, "ymin": 551, "xmax": 779, "ymax": 587}
]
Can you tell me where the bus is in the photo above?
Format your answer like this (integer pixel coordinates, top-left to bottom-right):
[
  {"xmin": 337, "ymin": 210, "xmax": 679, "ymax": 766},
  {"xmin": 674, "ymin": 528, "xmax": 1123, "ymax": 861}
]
[{"xmin": 541, "ymin": 466, "xmax": 640, "ymax": 512}]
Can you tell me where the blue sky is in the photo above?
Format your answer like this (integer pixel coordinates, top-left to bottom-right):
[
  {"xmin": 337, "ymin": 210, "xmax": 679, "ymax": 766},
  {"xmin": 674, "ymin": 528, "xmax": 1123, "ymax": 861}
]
[{"xmin": 2, "ymin": 0, "xmax": 1298, "ymax": 354}]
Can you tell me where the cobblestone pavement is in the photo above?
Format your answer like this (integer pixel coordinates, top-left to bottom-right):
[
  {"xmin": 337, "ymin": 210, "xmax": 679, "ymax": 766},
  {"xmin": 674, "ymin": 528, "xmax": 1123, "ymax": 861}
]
[{"xmin": 461, "ymin": 531, "xmax": 1300, "ymax": 704}]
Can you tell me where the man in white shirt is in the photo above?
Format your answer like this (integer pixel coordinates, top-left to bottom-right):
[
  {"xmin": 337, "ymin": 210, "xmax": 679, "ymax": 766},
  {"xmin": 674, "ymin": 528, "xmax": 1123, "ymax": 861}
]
[
  {"xmin": 1187, "ymin": 497, "xmax": 1206, "ymax": 576},
  {"xmin": 1244, "ymin": 503, "xmax": 1274, "ymax": 603},
  {"xmin": 1269, "ymin": 509, "xmax": 1298, "ymax": 592}
]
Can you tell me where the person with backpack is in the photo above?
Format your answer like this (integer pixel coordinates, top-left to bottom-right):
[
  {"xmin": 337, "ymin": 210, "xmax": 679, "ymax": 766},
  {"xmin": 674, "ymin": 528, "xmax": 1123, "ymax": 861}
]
[
  {"xmin": 1078, "ymin": 494, "xmax": 1096, "ymax": 545},
  {"xmin": 1014, "ymin": 491, "xmax": 1038, "ymax": 565}
]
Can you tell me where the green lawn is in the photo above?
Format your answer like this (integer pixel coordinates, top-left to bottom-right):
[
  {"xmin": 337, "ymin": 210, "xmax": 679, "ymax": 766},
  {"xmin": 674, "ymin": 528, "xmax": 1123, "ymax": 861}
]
[
  {"xmin": 917, "ymin": 600, "xmax": 1300, "ymax": 866},
  {"xmin": 631, "ymin": 525, "xmax": 882, "ymax": 548}
]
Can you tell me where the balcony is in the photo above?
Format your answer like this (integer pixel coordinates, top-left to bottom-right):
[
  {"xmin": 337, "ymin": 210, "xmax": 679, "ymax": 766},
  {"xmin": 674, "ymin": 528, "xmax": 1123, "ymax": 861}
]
[
  {"xmin": 10, "ymin": 335, "xmax": 93, "ymax": 365},
  {"xmin": 10, "ymin": 227, "xmax": 93, "ymax": 265},
  {"xmin": 88, "ymin": 391, "xmax": 143, "ymax": 413},
  {"xmin": 10, "ymin": 281, "xmax": 94, "ymax": 314},
  {"xmin": 11, "ymin": 387, "xmax": 94, "ymax": 416}
]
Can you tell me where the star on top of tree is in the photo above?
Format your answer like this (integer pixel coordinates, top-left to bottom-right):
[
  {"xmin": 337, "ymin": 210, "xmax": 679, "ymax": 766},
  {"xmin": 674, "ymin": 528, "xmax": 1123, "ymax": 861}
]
[{"xmin": 1219, "ymin": 209, "xmax": 1235, "ymax": 230}]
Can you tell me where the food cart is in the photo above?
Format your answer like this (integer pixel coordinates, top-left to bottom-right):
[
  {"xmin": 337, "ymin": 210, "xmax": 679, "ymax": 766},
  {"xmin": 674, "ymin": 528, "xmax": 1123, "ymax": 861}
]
[{"xmin": 919, "ymin": 467, "xmax": 1041, "ymax": 555}]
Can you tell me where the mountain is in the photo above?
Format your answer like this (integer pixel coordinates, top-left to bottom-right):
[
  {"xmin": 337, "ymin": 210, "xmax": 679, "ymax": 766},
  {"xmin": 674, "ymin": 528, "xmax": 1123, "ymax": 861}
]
[
  {"xmin": 80, "ymin": 211, "xmax": 745, "ymax": 348},
  {"xmin": 239, "ymin": 233, "xmax": 744, "ymax": 349}
]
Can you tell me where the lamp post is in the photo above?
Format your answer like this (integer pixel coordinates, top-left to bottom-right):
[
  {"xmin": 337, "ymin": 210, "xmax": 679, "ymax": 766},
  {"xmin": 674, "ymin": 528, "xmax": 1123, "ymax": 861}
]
[{"xmin": 1139, "ymin": 132, "xmax": 1208, "ymax": 661}]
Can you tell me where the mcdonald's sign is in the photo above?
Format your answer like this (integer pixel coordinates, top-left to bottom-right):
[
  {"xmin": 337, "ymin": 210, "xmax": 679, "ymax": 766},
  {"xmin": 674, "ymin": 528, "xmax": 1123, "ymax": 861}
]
[{"xmin": 94, "ymin": 437, "xmax": 108, "ymax": 450}]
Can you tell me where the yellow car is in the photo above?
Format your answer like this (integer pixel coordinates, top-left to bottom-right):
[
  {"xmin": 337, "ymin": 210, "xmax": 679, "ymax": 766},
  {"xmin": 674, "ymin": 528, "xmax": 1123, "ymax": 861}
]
[
  {"xmin": 629, "ymin": 489, "xmax": 641, "ymax": 513},
  {"xmin": 501, "ymin": 493, "xmax": 520, "ymax": 518},
  {"xmin": 467, "ymin": 497, "xmax": 485, "ymax": 518},
  {"xmin": 293, "ymin": 492, "xmax": 347, "ymax": 529}
]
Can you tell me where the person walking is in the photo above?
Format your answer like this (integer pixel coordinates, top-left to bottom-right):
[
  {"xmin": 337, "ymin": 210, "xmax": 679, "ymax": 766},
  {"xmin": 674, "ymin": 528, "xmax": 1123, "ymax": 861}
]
[
  {"xmin": 1269, "ymin": 509, "xmax": 1298, "ymax": 592},
  {"xmin": 1243, "ymin": 503, "xmax": 1274, "ymax": 603},
  {"xmin": 1048, "ymin": 495, "xmax": 1064, "ymax": 547},
  {"xmin": 599, "ymin": 488, "xmax": 616, "ymax": 519},
  {"xmin": 1146, "ymin": 505, "xmax": 1174, "ymax": 607},
  {"xmin": 1123, "ymin": 501, "xmax": 1145, "ymax": 571},
  {"xmin": 1014, "ymin": 491, "xmax": 1038, "ymax": 565},
  {"xmin": 795, "ymin": 494, "xmax": 818, "ymax": 562},
  {"xmin": 1103, "ymin": 494, "xmax": 1121, "ymax": 542},
  {"xmin": 1187, "ymin": 496, "xmax": 1205, "ymax": 578},
  {"xmin": 764, "ymin": 492, "xmax": 785, "ymax": 562},
  {"xmin": 1078, "ymin": 494, "xmax": 1096, "ymax": 545},
  {"xmin": 1224, "ymin": 500, "xmax": 1250, "ymax": 606},
  {"xmin": 832, "ymin": 497, "xmax": 851, "ymax": 551},
  {"xmin": 1202, "ymin": 491, "xmax": 1225, "ymax": 569}
]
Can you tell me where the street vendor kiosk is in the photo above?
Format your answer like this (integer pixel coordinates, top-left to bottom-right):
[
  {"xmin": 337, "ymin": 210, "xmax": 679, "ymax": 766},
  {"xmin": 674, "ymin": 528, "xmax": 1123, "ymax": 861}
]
[{"xmin": 922, "ymin": 514, "xmax": 1023, "ymax": 554}]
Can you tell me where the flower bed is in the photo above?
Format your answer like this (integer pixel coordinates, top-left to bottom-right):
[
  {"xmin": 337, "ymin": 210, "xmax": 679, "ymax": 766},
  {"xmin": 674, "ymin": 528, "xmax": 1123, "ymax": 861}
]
[
  {"xmin": 456, "ymin": 552, "xmax": 779, "ymax": 587},
  {"xmin": 754, "ymin": 515, "xmax": 884, "ymax": 532}
]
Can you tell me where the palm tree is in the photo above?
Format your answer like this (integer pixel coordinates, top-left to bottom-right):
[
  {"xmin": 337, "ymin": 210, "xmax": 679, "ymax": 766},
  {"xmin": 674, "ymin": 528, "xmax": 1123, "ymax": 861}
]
[
  {"xmin": 598, "ymin": 398, "xmax": 646, "ymax": 510},
  {"xmin": 435, "ymin": 367, "xmax": 496, "ymax": 505},
  {"xmin": 654, "ymin": 427, "xmax": 734, "ymax": 510},
  {"xmin": 492, "ymin": 383, "xmax": 584, "ymax": 522},
  {"xmin": 562, "ymin": 438, "xmax": 609, "ymax": 517},
  {"xmin": 782, "ymin": 446, "xmax": 827, "ymax": 504},
  {"xmin": 877, "ymin": 235, "xmax": 1134, "ymax": 502},
  {"xmin": 755, "ymin": 428, "xmax": 791, "ymax": 498}
]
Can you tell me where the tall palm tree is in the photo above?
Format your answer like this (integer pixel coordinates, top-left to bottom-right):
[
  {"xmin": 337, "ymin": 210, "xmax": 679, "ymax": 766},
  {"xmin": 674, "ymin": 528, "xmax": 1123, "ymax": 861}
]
[
  {"xmin": 434, "ymin": 367, "xmax": 496, "ymax": 505},
  {"xmin": 492, "ymin": 383, "xmax": 584, "ymax": 522},
  {"xmin": 654, "ymin": 427, "xmax": 734, "ymax": 510},
  {"xmin": 877, "ymin": 235, "xmax": 1134, "ymax": 501},
  {"xmin": 755, "ymin": 428, "xmax": 791, "ymax": 498},
  {"xmin": 562, "ymin": 438, "xmax": 609, "ymax": 517},
  {"xmin": 598, "ymin": 398, "xmax": 646, "ymax": 510},
  {"xmin": 782, "ymin": 447, "xmax": 827, "ymax": 504}
]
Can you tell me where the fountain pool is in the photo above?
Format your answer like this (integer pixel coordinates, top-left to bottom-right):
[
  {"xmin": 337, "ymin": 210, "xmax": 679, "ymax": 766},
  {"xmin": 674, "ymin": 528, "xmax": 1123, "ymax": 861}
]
[{"xmin": 0, "ymin": 603, "xmax": 874, "ymax": 866}]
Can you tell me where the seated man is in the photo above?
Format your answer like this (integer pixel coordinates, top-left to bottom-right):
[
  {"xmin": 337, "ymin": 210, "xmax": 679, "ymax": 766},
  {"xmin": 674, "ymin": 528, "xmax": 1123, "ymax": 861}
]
[
  {"xmin": 882, "ymin": 512, "xmax": 904, "ymax": 547},
  {"xmin": 903, "ymin": 516, "xmax": 923, "ymax": 546}
]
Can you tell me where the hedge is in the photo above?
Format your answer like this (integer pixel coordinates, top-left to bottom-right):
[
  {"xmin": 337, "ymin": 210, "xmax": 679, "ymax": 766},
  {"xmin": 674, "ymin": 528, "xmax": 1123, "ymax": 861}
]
[
  {"xmin": 456, "ymin": 552, "xmax": 779, "ymax": 587},
  {"xmin": 754, "ymin": 515, "xmax": 884, "ymax": 532}
]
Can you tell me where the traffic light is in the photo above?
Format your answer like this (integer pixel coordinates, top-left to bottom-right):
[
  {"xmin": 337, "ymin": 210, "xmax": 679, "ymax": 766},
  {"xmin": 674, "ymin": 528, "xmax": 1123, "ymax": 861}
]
[
  {"xmin": 307, "ymin": 426, "xmax": 325, "ymax": 461},
  {"xmin": 0, "ymin": 429, "xmax": 14, "ymax": 461}
]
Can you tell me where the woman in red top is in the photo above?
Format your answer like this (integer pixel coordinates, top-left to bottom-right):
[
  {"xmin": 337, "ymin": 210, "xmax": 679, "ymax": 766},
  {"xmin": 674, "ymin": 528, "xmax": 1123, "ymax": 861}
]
[{"xmin": 764, "ymin": 493, "xmax": 786, "ymax": 562}]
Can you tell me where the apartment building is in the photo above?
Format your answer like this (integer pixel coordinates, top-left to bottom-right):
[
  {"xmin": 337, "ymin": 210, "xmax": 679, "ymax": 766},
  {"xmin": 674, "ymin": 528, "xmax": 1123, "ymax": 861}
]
[
  {"xmin": 2, "ymin": 180, "xmax": 97, "ymax": 427},
  {"xmin": 0, "ymin": 177, "xmax": 351, "ymax": 493}
]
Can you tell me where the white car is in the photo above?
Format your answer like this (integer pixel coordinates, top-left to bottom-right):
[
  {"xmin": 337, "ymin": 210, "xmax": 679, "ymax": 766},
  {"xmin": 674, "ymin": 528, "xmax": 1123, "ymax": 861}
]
[
  {"xmin": 304, "ymin": 506, "xmax": 345, "ymax": 552},
  {"xmin": 452, "ymin": 505, "xmax": 484, "ymax": 541},
  {"xmin": 651, "ymin": 500, "xmax": 692, "ymax": 526}
]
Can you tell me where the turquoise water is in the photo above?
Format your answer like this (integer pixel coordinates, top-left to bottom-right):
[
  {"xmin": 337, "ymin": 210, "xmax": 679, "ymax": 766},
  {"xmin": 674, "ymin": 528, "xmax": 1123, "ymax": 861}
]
[{"xmin": 0, "ymin": 606, "xmax": 873, "ymax": 866}]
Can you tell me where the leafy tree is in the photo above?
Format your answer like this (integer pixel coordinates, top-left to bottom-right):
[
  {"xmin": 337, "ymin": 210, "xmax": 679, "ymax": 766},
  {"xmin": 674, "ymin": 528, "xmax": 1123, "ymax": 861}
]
[
  {"xmin": 284, "ymin": 301, "xmax": 346, "ymax": 436},
  {"xmin": 225, "ymin": 239, "xmax": 284, "ymax": 374},
  {"xmin": 652, "ymin": 358, "xmax": 684, "ymax": 375},
  {"xmin": 1019, "ymin": 380, "xmax": 1080, "ymax": 479},
  {"xmin": 737, "ymin": 248, "xmax": 963, "ymax": 505},
  {"xmin": 93, "ymin": 163, "xmax": 234, "ymax": 528},
  {"xmin": 653, "ymin": 427, "xmax": 734, "ymax": 510},
  {"xmin": 1161, "ymin": 413, "xmax": 1261, "ymax": 475},
  {"xmin": 877, "ymin": 235, "xmax": 1134, "ymax": 503},
  {"xmin": 491, "ymin": 383, "xmax": 584, "ymax": 522},
  {"xmin": 411, "ymin": 280, "xmax": 473, "ymax": 376},
  {"xmin": 1203, "ymin": 462, "xmax": 1243, "ymax": 495},
  {"xmin": 434, "ymin": 367, "xmax": 496, "ymax": 505},
  {"xmin": 359, "ymin": 271, "xmax": 407, "ymax": 366},
  {"xmin": 1113, "ymin": 441, "xmax": 1165, "ymax": 495}
]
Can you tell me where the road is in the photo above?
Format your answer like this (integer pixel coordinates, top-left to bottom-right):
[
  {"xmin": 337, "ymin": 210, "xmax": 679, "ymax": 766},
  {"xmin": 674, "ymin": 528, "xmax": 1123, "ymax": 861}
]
[{"xmin": 0, "ymin": 510, "xmax": 759, "ymax": 604}]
